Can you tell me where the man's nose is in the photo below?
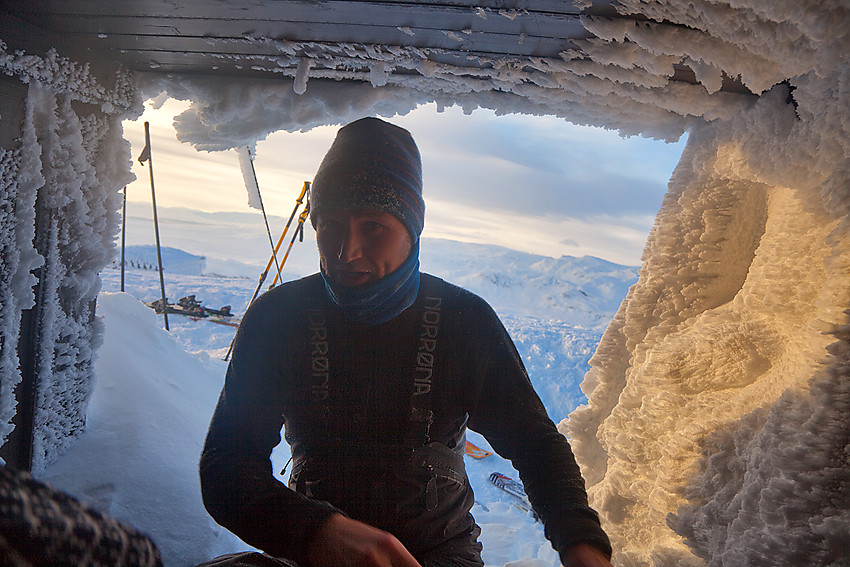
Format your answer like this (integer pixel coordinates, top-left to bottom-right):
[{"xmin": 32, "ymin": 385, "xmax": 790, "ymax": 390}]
[{"xmin": 337, "ymin": 226, "xmax": 363, "ymax": 262}]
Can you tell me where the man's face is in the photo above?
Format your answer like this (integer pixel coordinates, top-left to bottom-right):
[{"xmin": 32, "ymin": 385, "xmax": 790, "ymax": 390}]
[{"xmin": 316, "ymin": 208, "xmax": 413, "ymax": 287}]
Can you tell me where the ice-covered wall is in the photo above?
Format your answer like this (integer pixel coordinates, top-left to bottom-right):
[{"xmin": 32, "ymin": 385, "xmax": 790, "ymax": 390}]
[
  {"xmin": 567, "ymin": 91, "xmax": 849, "ymax": 565},
  {"xmin": 562, "ymin": 4, "xmax": 850, "ymax": 566},
  {"xmin": 0, "ymin": 95, "xmax": 43, "ymax": 455},
  {"xmin": 0, "ymin": 46, "xmax": 141, "ymax": 471}
]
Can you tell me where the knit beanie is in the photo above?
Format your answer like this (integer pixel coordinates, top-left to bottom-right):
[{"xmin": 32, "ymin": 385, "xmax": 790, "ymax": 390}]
[{"xmin": 310, "ymin": 117, "xmax": 424, "ymax": 240}]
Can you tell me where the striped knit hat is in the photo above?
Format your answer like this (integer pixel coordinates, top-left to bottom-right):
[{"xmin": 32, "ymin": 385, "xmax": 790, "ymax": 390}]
[{"xmin": 310, "ymin": 117, "xmax": 425, "ymax": 240}]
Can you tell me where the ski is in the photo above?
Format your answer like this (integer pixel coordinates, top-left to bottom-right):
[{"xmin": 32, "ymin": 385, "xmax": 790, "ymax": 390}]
[
  {"xmin": 465, "ymin": 440, "xmax": 493, "ymax": 459},
  {"xmin": 147, "ymin": 295, "xmax": 237, "ymax": 325},
  {"xmin": 188, "ymin": 315, "xmax": 240, "ymax": 328},
  {"xmin": 489, "ymin": 472, "xmax": 539, "ymax": 521}
]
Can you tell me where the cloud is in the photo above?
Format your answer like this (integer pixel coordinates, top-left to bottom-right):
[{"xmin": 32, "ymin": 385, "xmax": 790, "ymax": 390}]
[
  {"xmin": 123, "ymin": 99, "xmax": 686, "ymax": 265},
  {"xmin": 423, "ymin": 198, "xmax": 653, "ymax": 266},
  {"xmin": 391, "ymin": 104, "xmax": 686, "ymax": 219}
]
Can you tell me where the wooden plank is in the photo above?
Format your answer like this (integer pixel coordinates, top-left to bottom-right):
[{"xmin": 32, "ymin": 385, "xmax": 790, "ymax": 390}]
[
  {"xmin": 13, "ymin": 0, "xmax": 592, "ymax": 21},
  {"xmin": 62, "ymin": 25, "xmax": 580, "ymax": 61},
  {"xmin": 0, "ymin": 76, "xmax": 26, "ymax": 150},
  {"xmin": 47, "ymin": 16, "xmax": 585, "ymax": 43},
  {"xmin": 11, "ymin": 2, "xmax": 591, "ymax": 41},
  {"xmin": 114, "ymin": 57, "xmax": 368, "ymax": 80},
  {"xmin": 0, "ymin": 12, "xmax": 118, "ymax": 72},
  {"xmin": 0, "ymin": 12, "xmax": 127, "ymax": 103},
  {"xmin": 6, "ymin": 1, "xmax": 745, "ymax": 90},
  {"xmin": 32, "ymin": 22, "xmax": 587, "ymax": 52},
  {"xmin": 118, "ymin": 50, "xmax": 736, "ymax": 93},
  {"xmin": 91, "ymin": 44, "xmax": 547, "ymax": 76},
  {"xmin": 27, "ymin": 20, "xmax": 586, "ymax": 62}
]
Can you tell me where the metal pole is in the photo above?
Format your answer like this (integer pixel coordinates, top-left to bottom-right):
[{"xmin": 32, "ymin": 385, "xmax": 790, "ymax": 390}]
[
  {"xmin": 120, "ymin": 186, "xmax": 126, "ymax": 292},
  {"xmin": 249, "ymin": 182, "xmax": 307, "ymax": 302},
  {"xmin": 143, "ymin": 121, "xmax": 169, "ymax": 330},
  {"xmin": 245, "ymin": 147, "xmax": 284, "ymax": 282}
]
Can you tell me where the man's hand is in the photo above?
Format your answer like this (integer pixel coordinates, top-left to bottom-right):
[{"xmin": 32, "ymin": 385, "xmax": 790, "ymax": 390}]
[
  {"xmin": 561, "ymin": 542, "xmax": 613, "ymax": 567},
  {"xmin": 307, "ymin": 514, "xmax": 422, "ymax": 567}
]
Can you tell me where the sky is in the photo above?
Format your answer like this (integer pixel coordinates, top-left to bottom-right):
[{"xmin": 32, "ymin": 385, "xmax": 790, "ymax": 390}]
[{"xmin": 122, "ymin": 99, "xmax": 687, "ymax": 266}]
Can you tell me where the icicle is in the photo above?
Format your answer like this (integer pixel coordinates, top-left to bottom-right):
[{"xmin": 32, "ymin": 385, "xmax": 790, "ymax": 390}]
[
  {"xmin": 370, "ymin": 61, "xmax": 389, "ymax": 87},
  {"xmin": 234, "ymin": 145, "xmax": 262, "ymax": 210},
  {"xmin": 293, "ymin": 58, "xmax": 311, "ymax": 94}
]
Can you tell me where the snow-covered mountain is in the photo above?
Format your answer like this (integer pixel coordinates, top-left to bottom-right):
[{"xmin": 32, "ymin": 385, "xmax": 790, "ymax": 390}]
[
  {"xmin": 111, "ymin": 245, "xmax": 207, "ymax": 275},
  {"xmin": 117, "ymin": 237, "xmax": 637, "ymax": 327},
  {"xmin": 422, "ymin": 238, "xmax": 637, "ymax": 329}
]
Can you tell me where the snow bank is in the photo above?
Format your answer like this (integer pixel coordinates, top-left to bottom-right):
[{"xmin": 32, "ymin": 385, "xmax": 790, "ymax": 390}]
[{"xmin": 40, "ymin": 292, "xmax": 246, "ymax": 566}]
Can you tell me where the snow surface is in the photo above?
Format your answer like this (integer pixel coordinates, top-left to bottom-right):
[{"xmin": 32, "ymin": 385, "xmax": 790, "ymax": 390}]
[{"xmin": 40, "ymin": 244, "xmax": 636, "ymax": 566}]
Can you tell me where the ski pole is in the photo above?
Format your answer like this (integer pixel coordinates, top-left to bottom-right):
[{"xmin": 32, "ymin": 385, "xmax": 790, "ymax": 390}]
[
  {"xmin": 246, "ymin": 182, "xmax": 308, "ymax": 307},
  {"xmin": 224, "ymin": 182, "xmax": 309, "ymax": 362},
  {"xmin": 140, "ymin": 121, "xmax": 169, "ymax": 331},
  {"xmin": 270, "ymin": 195, "xmax": 311, "ymax": 288}
]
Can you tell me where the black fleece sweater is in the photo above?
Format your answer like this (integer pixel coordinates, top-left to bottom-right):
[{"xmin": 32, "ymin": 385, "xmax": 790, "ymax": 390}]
[{"xmin": 200, "ymin": 273, "xmax": 611, "ymax": 564}]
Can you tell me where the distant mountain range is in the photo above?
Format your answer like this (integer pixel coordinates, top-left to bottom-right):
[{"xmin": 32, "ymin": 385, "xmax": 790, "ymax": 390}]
[
  {"xmin": 111, "ymin": 245, "xmax": 207, "ymax": 275},
  {"xmin": 115, "ymin": 238, "xmax": 636, "ymax": 330},
  {"xmin": 422, "ymin": 238, "xmax": 637, "ymax": 327}
]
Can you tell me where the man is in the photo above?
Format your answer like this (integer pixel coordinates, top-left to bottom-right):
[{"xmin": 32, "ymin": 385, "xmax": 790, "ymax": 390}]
[{"xmin": 200, "ymin": 117, "xmax": 613, "ymax": 567}]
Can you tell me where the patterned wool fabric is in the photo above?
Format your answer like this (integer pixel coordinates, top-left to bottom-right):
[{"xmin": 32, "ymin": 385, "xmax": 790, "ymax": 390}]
[
  {"xmin": 0, "ymin": 465, "xmax": 162, "ymax": 567},
  {"xmin": 310, "ymin": 117, "xmax": 425, "ymax": 240}
]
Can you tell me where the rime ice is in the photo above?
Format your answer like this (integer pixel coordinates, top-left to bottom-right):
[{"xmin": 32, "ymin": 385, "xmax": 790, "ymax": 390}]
[{"xmin": 0, "ymin": 47, "xmax": 141, "ymax": 469}]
